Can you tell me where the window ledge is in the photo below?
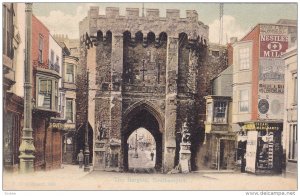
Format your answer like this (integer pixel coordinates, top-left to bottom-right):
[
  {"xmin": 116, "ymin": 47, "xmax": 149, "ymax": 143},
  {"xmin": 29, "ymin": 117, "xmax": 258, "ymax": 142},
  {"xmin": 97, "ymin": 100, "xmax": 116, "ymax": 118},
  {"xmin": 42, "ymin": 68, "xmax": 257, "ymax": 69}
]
[
  {"xmin": 33, "ymin": 107, "xmax": 59, "ymax": 115},
  {"xmin": 288, "ymin": 159, "xmax": 297, "ymax": 163}
]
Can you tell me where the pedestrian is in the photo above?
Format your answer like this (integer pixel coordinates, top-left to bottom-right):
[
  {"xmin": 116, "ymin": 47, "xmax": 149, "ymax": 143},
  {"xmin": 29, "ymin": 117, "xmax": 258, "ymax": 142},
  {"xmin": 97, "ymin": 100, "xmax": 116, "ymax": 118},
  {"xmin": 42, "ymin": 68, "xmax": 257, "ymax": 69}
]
[
  {"xmin": 241, "ymin": 154, "xmax": 246, "ymax": 173},
  {"xmin": 150, "ymin": 150, "xmax": 154, "ymax": 161},
  {"xmin": 77, "ymin": 150, "xmax": 84, "ymax": 168}
]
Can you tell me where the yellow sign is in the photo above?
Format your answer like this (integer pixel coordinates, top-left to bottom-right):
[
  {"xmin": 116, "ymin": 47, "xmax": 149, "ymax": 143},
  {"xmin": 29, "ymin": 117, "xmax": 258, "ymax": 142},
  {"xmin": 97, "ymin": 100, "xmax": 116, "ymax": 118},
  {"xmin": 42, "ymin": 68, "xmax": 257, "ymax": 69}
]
[
  {"xmin": 51, "ymin": 122, "xmax": 64, "ymax": 129},
  {"xmin": 242, "ymin": 122, "xmax": 282, "ymax": 131}
]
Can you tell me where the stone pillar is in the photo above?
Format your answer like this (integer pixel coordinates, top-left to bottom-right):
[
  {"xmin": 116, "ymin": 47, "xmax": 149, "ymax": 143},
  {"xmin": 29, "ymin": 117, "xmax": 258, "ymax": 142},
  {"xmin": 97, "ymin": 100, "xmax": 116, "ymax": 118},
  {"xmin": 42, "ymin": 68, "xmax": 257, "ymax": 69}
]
[
  {"xmin": 110, "ymin": 34, "xmax": 123, "ymax": 170},
  {"xmin": 164, "ymin": 36, "xmax": 179, "ymax": 172},
  {"xmin": 19, "ymin": 3, "xmax": 35, "ymax": 173}
]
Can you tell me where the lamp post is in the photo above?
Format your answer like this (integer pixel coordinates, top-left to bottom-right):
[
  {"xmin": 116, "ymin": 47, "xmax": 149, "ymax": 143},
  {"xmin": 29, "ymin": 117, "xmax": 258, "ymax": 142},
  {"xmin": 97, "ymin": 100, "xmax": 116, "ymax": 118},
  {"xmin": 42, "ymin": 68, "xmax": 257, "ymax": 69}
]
[
  {"xmin": 84, "ymin": 69, "xmax": 90, "ymax": 172},
  {"xmin": 19, "ymin": 3, "xmax": 35, "ymax": 173},
  {"xmin": 133, "ymin": 130, "xmax": 138, "ymax": 158}
]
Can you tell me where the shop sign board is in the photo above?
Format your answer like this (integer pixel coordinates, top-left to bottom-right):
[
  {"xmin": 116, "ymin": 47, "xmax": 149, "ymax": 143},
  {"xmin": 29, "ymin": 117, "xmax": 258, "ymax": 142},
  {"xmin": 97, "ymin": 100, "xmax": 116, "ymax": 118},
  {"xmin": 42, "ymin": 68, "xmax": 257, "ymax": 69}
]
[{"xmin": 242, "ymin": 122, "xmax": 282, "ymax": 132}]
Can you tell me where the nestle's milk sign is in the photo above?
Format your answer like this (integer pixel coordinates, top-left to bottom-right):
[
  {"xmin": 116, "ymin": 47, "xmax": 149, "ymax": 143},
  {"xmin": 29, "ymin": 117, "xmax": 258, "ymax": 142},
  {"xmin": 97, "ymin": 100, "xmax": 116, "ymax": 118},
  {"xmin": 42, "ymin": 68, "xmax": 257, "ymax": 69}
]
[{"xmin": 260, "ymin": 25, "xmax": 289, "ymax": 58}]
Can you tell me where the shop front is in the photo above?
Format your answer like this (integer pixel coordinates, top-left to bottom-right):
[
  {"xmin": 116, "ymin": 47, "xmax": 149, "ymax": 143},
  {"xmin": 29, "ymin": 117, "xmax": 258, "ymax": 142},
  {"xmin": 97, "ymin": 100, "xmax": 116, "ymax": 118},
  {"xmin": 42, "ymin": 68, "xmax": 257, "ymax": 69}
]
[{"xmin": 241, "ymin": 121, "xmax": 283, "ymax": 174}]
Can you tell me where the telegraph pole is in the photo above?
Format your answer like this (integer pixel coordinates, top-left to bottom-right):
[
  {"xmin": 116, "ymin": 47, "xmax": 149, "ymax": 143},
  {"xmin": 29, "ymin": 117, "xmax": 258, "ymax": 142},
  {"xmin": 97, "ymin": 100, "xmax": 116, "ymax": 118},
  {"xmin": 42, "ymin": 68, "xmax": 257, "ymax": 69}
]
[
  {"xmin": 219, "ymin": 3, "xmax": 224, "ymax": 45},
  {"xmin": 19, "ymin": 2, "xmax": 35, "ymax": 173},
  {"xmin": 84, "ymin": 69, "xmax": 90, "ymax": 172}
]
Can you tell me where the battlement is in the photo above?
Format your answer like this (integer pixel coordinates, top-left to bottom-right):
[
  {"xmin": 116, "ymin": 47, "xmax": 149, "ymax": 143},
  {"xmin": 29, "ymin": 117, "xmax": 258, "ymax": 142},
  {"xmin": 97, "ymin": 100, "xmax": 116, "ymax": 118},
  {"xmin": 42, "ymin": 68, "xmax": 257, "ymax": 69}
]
[
  {"xmin": 89, "ymin": 6, "xmax": 198, "ymax": 21},
  {"xmin": 126, "ymin": 8, "xmax": 139, "ymax": 18},
  {"xmin": 106, "ymin": 7, "xmax": 119, "ymax": 18},
  {"xmin": 166, "ymin": 9, "xmax": 180, "ymax": 19}
]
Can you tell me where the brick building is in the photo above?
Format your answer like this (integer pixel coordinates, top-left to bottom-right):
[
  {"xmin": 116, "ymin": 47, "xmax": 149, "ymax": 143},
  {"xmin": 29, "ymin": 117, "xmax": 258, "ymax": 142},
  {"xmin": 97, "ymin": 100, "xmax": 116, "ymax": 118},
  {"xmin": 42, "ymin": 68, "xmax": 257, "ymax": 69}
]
[
  {"xmin": 232, "ymin": 21, "xmax": 297, "ymax": 174},
  {"xmin": 31, "ymin": 15, "xmax": 63, "ymax": 170}
]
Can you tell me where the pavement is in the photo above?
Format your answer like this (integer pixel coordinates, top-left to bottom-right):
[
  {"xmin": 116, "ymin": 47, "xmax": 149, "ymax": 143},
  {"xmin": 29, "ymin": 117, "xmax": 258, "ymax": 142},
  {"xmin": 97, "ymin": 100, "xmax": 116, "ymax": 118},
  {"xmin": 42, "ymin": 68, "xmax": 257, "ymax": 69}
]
[
  {"xmin": 128, "ymin": 149, "xmax": 156, "ymax": 173},
  {"xmin": 3, "ymin": 163, "xmax": 297, "ymax": 191}
]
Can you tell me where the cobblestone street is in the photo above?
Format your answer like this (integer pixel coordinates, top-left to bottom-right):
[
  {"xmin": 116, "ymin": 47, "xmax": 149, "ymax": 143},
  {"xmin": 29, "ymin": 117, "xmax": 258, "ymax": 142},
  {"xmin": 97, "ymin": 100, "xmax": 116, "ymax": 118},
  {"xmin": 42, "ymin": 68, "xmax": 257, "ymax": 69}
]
[{"xmin": 3, "ymin": 164, "xmax": 297, "ymax": 191}]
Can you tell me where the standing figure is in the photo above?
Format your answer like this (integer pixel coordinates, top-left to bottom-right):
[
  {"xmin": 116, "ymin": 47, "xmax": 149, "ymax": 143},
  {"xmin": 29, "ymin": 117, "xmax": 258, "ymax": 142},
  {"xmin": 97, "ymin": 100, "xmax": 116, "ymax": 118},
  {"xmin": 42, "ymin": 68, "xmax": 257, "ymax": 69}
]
[
  {"xmin": 77, "ymin": 150, "xmax": 84, "ymax": 168},
  {"xmin": 150, "ymin": 150, "xmax": 155, "ymax": 161}
]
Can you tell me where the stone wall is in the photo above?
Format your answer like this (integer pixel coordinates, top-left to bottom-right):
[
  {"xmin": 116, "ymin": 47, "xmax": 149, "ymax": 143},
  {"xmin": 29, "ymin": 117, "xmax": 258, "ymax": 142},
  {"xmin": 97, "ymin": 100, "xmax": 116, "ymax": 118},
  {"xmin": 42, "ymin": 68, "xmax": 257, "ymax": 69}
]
[{"xmin": 77, "ymin": 6, "xmax": 231, "ymax": 172}]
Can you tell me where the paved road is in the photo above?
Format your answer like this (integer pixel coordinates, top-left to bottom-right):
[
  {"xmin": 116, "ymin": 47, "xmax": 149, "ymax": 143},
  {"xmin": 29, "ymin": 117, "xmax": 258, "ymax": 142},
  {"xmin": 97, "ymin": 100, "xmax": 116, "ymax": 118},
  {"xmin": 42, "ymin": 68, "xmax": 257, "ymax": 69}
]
[
  {"xmin": 128, "ymin": 149, "xmax": 155, "ymax": 171},
  {"xmin": 3, "ymin": 164, "xmax": 297, "ymax": 191}
]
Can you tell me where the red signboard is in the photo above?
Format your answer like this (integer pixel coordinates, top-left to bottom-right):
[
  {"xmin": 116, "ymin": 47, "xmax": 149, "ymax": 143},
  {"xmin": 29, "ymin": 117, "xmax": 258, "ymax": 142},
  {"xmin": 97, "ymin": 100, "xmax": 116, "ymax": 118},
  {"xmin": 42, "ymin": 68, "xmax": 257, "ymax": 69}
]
[{"xmin": 260, "ymin": 35, "xmax": 289, "ymax": 58}]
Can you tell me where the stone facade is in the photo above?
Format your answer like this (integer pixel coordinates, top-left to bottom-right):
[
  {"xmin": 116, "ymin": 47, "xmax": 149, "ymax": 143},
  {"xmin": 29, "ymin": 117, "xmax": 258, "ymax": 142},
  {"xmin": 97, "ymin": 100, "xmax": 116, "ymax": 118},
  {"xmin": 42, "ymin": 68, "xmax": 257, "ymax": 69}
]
[{"xmin": 77, "ymin": 6, "xmax": 231, "ymax": 172}]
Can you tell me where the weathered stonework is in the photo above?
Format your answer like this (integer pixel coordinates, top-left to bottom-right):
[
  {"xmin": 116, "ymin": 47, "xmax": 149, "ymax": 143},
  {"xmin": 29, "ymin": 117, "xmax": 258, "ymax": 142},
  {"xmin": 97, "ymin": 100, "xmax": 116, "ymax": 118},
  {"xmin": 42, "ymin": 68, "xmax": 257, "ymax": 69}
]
[{"xmin": 79, "ymin": 7, "xmax": 212, "ymax": 172}]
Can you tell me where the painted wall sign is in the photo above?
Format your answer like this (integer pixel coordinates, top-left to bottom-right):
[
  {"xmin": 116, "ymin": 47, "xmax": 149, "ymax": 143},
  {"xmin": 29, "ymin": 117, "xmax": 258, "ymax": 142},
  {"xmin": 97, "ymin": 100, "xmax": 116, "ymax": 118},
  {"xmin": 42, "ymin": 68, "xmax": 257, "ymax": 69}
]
[
  {"xmin": 259, "ymin": 59, "xmax": 285, "ymax": 81},
  {"xmin": 260, "ymin": 35, "xmax": 289, "ymax": 58},
  {"xmin": 258, "ymin": 25, "xmax": 287, "ymax": 120},
  {"xmin": 260, "ymin": 24, "xmax": 288, "ymax": 35}
]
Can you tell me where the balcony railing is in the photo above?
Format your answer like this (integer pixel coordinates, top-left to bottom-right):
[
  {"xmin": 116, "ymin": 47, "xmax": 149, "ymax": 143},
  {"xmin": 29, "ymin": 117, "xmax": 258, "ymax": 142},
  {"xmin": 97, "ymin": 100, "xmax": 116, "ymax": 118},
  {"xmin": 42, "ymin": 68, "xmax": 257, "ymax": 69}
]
[{"xmin": 287, "ymin": 107, "xmax": 297, "ymax": 123}]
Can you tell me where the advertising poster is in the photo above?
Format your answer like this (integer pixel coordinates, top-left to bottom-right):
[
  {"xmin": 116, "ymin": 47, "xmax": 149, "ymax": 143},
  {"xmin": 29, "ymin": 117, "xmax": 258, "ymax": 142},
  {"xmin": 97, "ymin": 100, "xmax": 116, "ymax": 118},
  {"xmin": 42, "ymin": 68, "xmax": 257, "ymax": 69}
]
[
  {"xmin": 245, "ymin": 131, "xmax": 258, "ymax": 173},
  {"xmin": 258, "ymin": 25, "xmax": 288, "ymax": 120}
]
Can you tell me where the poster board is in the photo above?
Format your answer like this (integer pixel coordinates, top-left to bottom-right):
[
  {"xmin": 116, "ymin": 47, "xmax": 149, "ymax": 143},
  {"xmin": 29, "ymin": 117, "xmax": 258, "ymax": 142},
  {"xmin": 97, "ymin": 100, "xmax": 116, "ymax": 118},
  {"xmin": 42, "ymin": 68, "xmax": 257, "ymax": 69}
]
[{"xmin": 245, "ymin": 131, "xmax": 258, "ymax": 173}]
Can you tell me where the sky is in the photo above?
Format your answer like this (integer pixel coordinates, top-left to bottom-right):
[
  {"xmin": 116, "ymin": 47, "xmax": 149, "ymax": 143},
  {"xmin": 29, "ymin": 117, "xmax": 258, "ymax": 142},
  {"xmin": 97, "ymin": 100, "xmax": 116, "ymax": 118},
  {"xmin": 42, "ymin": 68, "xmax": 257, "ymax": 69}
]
[{"xmin": 32, "ymin": 2, "xmax": 297, "ymax": 44}]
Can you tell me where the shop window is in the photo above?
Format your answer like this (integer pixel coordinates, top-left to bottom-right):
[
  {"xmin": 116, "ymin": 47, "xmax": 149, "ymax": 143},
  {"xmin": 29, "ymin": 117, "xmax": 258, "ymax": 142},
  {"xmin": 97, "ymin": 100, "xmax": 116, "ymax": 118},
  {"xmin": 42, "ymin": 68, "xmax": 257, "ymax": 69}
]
[
  {"xmin": 38, "ymin": 34, "xmax": 43, "ymax": 63},
  {"xmin": 213, "ymin": 101, "xmax": 227, "ymax": 123},
  {"xmin": 289, "ymin": 124, "xmax": 298, "ymax": 161},
  {"xmin": 66, "ymin": 63, "xmax": 74, "ymax": 83},
  {"xmin": 66, "ymin": 99, "xmax": 73, "ymax": 122},
  {"xmin": 239, "ymin": 47, "xmax": 250, "ymax": 70},
  {"xmin": 239, "ymin": 90, "xmax": 249, "ymax": 112}
]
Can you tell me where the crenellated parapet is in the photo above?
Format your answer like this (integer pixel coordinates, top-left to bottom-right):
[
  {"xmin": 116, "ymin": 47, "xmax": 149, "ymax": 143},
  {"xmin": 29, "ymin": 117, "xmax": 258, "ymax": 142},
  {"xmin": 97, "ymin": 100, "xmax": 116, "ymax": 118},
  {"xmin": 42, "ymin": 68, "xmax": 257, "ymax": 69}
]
[{"xmin": 79, "ymin": 6, "xmax": 209, "ymax": 46}]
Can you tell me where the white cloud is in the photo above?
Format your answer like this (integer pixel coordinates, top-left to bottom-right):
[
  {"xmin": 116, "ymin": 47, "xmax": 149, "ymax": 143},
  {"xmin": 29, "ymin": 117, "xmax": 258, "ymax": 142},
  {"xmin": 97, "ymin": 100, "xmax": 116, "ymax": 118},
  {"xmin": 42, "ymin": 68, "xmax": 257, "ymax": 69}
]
[
  {"xmin": 209, "ymin": 15, "xmax": 250, "ymax": 44},
  {"xmin": 36, "ymin": 3, "xmax": 96, "ymax": 39}
]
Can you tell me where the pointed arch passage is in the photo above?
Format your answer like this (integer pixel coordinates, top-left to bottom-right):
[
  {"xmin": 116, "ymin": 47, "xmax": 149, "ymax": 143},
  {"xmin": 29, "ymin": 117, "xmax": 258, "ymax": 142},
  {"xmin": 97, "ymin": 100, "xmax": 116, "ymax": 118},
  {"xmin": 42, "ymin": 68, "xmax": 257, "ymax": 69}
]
[{"xmin": 122, "ymin": 104, "xmax": 164, "ymax": 172}]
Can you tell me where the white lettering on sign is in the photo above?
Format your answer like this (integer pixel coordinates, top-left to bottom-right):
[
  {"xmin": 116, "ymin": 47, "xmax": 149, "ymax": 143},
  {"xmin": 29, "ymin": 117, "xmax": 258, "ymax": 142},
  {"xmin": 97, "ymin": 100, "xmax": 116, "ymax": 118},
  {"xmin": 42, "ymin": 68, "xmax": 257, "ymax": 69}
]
[{"xmin": 260, "ymin": 35, "xmax": 288, "ymax": 42}]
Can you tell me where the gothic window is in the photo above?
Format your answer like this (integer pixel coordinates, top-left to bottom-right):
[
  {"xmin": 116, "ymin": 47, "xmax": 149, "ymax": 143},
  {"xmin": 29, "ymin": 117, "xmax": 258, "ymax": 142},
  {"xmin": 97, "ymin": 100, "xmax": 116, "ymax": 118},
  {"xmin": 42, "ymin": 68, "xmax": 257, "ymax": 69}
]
[
  {"xmin": 239, "ymin": 89, "xmax": 249, "ymax": 112},
  {"xmin": 239, "ymin": 47, "xmax": 250, "ymax": 70}
]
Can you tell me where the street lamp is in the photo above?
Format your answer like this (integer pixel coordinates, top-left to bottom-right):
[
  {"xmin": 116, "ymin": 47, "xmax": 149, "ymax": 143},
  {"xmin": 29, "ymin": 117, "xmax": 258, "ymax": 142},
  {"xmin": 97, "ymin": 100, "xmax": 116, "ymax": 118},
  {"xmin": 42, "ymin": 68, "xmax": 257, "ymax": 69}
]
[
  {"xmin": 133, "ymin": 130, "xmax": 138, "ymax": 158},
  {"xmin": 19, "ymin": 3, "xmax": 35, "ymax": 173},
  {"xmin": 84, "ymin": 69, "xmax": 90, "ymax": 172}
]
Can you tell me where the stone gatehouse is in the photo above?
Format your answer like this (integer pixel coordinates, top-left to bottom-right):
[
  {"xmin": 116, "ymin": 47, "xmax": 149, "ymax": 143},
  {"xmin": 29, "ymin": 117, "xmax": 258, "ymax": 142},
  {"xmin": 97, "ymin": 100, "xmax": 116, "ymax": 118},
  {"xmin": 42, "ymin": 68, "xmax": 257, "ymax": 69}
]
[{"xmin": 78, "ymin": 6, "xmax": 209, "ymax": 173}]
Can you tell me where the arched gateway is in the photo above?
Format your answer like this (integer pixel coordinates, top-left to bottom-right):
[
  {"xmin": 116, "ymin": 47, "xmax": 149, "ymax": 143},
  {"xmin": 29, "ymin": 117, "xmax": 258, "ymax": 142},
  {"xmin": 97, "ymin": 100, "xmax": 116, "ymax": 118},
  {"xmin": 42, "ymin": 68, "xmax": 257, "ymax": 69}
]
[{"xmin": 79, "ymin": 7, "xmax": 208, "ymax": 173}]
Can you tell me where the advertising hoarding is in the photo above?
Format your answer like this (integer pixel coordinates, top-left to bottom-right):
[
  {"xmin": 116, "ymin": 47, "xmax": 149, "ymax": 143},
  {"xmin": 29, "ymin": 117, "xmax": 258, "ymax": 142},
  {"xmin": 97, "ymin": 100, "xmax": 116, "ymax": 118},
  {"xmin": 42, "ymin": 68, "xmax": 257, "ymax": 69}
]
[{"xmin": 258, "ymin": 25, "xmax": 288, "ymax": 120}]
